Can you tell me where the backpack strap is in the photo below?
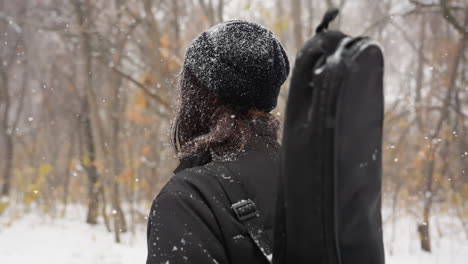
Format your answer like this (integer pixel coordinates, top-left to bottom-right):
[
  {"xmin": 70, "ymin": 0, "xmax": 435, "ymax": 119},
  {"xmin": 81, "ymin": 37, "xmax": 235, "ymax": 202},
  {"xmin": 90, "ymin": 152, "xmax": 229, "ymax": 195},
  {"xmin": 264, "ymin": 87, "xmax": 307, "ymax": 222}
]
[{"xmin": 205, "ymin": 164, "xmax": 273, "ymax": 263}]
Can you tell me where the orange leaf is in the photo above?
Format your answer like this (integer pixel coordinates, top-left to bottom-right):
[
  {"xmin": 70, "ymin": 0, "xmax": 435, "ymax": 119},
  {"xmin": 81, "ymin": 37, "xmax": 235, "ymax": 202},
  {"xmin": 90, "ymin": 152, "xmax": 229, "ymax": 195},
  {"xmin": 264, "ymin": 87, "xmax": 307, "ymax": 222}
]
[{"xmin": 142, "ymin": 146, "xmax": 151, "ymax": 156}]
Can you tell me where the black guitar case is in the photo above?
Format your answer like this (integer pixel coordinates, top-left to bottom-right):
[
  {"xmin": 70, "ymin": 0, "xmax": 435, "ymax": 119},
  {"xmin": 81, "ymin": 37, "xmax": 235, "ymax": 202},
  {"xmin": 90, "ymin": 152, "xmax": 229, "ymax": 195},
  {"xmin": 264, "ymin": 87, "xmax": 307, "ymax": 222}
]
[{"xmin": 274, "ymin": 9, "xmax": 385, "ymax": 264}]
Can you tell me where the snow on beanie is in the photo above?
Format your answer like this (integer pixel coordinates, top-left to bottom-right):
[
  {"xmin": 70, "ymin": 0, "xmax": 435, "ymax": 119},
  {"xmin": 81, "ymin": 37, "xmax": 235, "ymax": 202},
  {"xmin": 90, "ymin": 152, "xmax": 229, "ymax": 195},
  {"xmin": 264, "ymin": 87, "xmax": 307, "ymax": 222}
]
[{"xmin": 183, "ymin": 20, "xmax": 290, "ymax": 112}]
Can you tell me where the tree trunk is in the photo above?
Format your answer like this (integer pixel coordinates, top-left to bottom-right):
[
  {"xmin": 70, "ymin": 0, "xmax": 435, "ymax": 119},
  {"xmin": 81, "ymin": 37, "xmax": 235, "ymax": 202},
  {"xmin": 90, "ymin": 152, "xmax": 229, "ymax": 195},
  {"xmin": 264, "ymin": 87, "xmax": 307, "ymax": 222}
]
[
  {"xmin": 61, "ymin": 133, "xmax": 75, "ymax": 217},
  {"xmin": 414, "ymin": 14, "xmax": 426, "ymax": 131},
  {"xmin": 1, "ymin": 70, "xmax": 13, "ymax": 198},
  {"xmin": 73, "ymin": 0, "xmax": 101, "ymax": 225},
  {"xmin": 100, "ymin": 185, "xmax": 112, "ymax": 232},
  {"xmin": 417, "ymin": 9, "xmax": 467, "ymax": 252},
  {"xmin": 419, "ymin": 148, "xmax": 435, "ymax": 252},
  {"xmin": 112, "ymin": 182, "xmax": 127, "ymax": 243},
  {"xmin": 198, "ymin": 0, "xmax": 216, "ymax": 25},
  {"xmin": 291, "ymin": 0, "xmax": 303, "ymax": 51},
  {"xmin": 1, "ymin": 134, "xmax": 13, "ymax": 197},
  {"xmin": 172, "ymin": 0, "xmax": 181, "ymax": 56},
  {"xmin": 217, "ymin": 0, "xmax": 224, "ymax": 23},
  {"xmin": 418, "ymin": 221, "xmax": 431, "ymax": 252},
  {"xmin": 81, "ymin": 99, "xmax": 100, "ymax": 225},
  {"xmin": 389, "ymin": 181, "xmax": 402, "ymax": 255}
]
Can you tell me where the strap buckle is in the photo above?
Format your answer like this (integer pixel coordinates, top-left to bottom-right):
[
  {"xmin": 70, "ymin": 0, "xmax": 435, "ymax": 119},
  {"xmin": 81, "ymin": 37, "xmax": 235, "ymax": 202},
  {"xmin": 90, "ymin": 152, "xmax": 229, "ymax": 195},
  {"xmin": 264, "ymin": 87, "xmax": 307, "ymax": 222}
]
[{"xmin": 232, "ymin": 199, "xmax": 258, "ymax": 221}]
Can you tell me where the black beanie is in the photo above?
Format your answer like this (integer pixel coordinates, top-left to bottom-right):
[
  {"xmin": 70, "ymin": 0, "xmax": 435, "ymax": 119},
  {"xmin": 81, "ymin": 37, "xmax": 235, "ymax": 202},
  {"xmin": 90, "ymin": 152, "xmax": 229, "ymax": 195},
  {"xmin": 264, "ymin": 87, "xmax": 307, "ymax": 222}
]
[{"xmin": 183, "ymin": 20, "xmax": 290, "ymax": 112}]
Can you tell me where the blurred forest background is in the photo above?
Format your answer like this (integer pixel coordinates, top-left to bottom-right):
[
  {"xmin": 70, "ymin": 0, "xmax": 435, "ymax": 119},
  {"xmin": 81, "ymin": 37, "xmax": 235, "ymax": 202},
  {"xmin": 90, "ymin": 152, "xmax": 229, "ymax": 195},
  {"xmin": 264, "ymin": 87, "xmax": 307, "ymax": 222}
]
[{"xmin": 0, "ymin": 0, "xmax": 466, "ymax": 257}]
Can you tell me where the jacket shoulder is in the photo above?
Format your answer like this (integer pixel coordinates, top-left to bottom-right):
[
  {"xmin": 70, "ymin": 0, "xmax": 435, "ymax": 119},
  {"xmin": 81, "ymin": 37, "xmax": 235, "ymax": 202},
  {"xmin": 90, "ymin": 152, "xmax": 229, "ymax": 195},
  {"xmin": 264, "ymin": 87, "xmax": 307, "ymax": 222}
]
[{"xmin": 157, "ymin": 165, "xmax": 225, "ymax": 204}]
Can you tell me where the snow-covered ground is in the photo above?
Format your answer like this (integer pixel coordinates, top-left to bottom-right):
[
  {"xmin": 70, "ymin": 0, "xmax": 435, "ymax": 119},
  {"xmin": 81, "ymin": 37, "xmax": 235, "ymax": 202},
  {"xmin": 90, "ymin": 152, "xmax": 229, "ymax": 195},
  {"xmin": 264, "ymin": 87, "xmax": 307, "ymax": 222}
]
[
  {"xmin": 0, "ymin": 206, "xmax": 466, "ymax": 264},
  {"xmin": 0, "ymin": 207, "xmax": 146, "ymax": 264},
  {"xmin": 383, "ymin": 213, "xmax": 467, "ymax": 264}
]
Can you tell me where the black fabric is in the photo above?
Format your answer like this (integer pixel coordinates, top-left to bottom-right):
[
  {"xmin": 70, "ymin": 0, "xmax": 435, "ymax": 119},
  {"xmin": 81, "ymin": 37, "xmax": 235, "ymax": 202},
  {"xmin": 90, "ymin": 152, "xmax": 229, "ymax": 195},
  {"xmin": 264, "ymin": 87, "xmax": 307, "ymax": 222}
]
[
  {"xmin": 274, "ymin": 9, "xmax": 385, "ymax": 264},
  {"xmin": 184, "ymin": 20, "xmax": 290, "ymax": 111},
  {"xmin": 316, "ymin": 8, "xmax": 339, "ymax": 33},
  {"xmin": 336, "ymin": 43, "xmax": 385, "ymax": 264},
  {"xmin": 206, "ymin": 163, "xmax": 273, "ymax": 262},
  {"xmin": 146, "ymin": 140, "xmax": 280, "ymax": 264}
]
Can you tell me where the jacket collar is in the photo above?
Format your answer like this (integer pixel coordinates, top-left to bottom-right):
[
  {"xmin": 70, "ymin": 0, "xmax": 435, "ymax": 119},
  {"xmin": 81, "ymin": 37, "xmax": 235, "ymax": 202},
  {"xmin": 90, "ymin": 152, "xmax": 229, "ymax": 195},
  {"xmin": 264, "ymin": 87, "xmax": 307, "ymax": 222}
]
[{"xmin": 173, "ymin": 136, "xmax": 279, "ymax": 174}]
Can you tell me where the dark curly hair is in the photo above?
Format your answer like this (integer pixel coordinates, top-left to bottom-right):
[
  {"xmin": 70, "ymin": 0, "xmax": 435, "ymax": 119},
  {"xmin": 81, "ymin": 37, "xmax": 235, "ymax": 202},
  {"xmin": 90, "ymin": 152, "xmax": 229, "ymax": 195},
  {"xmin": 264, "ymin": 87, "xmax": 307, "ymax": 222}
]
[{"xmin": 171, "ymin": 68, "xmax": 280, "ymax": 162}]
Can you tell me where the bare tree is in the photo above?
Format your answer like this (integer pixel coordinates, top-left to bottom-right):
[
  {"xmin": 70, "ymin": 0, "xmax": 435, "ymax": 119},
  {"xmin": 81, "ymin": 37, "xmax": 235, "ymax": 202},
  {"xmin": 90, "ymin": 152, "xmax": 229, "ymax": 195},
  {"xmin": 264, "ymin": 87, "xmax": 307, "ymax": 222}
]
[
  {"xmin": 0, "ymin": 2, "xmax": 28, "ymax": 198},
  {"xmin": 291, "ymin": 0, "xmax": 303, "ymax": 51}
]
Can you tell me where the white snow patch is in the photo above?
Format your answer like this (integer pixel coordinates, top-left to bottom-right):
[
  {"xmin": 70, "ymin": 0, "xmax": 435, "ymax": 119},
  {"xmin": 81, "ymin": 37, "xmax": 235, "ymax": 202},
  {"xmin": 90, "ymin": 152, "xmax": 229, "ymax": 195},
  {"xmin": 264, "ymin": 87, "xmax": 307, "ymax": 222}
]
[
  {"xmin": 0, "ymin": 210, "xmax": 146, "ymax": 264},
  {"xmin": 0, "ymin": 206, "xmax": 466, "ymax": 264},
  {"xmin": 383, "ymin": 212, "xmax": 467, "ymax": 264}
]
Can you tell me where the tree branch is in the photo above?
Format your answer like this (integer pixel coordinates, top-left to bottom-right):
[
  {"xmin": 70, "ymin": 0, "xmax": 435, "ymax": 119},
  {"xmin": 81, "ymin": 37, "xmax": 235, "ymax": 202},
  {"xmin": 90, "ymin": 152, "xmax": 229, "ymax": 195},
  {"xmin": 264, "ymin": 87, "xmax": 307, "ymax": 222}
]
[
  {"xmin": 108, "ymin": 65, "xmax": 171, "ymax": 111},
  {"xmin": 439, "ymin": 0, "xmax": 467, "ymax": 35}
]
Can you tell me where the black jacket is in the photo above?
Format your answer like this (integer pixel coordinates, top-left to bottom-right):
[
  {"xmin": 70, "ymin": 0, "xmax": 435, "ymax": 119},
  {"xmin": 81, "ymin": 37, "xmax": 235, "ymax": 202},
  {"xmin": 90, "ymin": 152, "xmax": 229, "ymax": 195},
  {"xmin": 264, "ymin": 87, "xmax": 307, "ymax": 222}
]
[{"xmin": 146, "ymin": 140, "xmax": 279, "ymax": 264}]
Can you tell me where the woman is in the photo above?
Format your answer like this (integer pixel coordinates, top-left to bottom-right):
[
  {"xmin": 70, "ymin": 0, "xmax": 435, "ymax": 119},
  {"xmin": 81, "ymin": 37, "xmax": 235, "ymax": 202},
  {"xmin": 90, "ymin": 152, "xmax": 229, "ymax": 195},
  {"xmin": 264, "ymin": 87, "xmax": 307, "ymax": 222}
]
[{"xmin": 146, "ymin": 20, "xmax": 289, "ymax": 264}]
